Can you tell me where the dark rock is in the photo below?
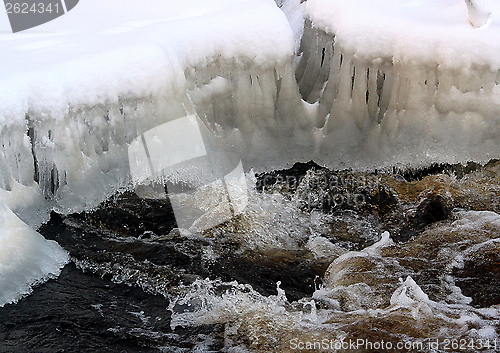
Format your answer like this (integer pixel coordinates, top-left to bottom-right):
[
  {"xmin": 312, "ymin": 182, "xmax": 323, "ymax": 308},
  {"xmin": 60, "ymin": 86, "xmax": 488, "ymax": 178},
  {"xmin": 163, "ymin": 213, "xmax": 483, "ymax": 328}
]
[
  {"xmin": 453, "ymin": 246, "xmax": 500, "ymax": 308},
  {"xmin": 398, "ymin": 192, "xmax": 453, "ymax": 242}
]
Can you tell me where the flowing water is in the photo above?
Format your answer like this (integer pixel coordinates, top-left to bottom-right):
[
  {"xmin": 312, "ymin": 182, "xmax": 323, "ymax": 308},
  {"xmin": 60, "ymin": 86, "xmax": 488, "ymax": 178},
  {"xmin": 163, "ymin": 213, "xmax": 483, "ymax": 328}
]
[{"xmin": 1, "ymin": 161, "xmax": 499, "ymax": 352}]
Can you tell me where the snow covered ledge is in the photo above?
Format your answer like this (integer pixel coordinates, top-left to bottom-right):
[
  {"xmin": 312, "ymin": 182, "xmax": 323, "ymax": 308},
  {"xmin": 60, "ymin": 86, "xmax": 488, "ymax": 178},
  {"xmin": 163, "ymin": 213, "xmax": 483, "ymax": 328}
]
[
  {"xmin": 0, "ymin": 0, "xmax": 299, "ymax": 214},
  {"xmin": 0, "ymin": 197, "xmax": 69, "ymax": 307},
  {"xmin": 301, "ymin": 0, "xmax": 500, "ymax": 166}
]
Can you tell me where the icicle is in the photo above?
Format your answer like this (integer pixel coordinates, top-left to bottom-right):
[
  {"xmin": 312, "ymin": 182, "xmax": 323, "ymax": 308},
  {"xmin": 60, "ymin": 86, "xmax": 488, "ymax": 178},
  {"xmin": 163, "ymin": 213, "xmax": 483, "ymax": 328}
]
[
  {"xmin": 404, "ymin": 65, "xmax": 426, "ymax": 111},
  {"xmin": 297, "ymin": 32, "xmax": 323, "ymax": 102},
  {"xmin": 0, "ymin": 148, "xmax": 12, "ymax": 191},
  {"xmin": 317, "ymin": 40, "xmax": 342, "ymax": 126},
  {"xmin": 367, "ymin": 66, "xmax": 380, "ymax": 120},
  {"xmin": 396, "ymin": 72, "xmax": 409, "ymax": 113},
  {"xmin": 233, "ymin": 72, "xmax": 254, "ymax": 133},
  {"xmin": 335, "ymin": 51, "xmax": 354, "ymax": 112},
  {"xmin": 465, "ymin": 0, "xmax": 492, "ymax": 28},
  {"xmin": 350, "ymin": 61, "xmax": 370, "ymax": 128},
  {"xmin": 295, "ymin": 19, "xmax": 315, "ymax": 83},
  {"xmin": 424, "ymin": 66, "xmax": 438, "ymax": 105},
  {"xmin": 255, "ymin": 70, "xmax": 279, "ymax": 134},
  {"xmin": 435, "ymin": 67, "xmax": 455, "ymax": 114},
  {"xmin": 377, "ymin": 66, "xmax": 393, "ymax": 123},
  {"xmin": 276, "ymin": 63, "xmax": 306, "ymax": 133},
  {"xmin": 306, "ymin": 37, "xmax": 334, "ymax": 103}
]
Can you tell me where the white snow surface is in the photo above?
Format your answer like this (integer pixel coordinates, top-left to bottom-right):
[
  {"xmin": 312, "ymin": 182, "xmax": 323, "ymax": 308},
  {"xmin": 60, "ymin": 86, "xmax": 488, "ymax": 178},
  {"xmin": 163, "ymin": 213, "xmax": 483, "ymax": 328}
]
[
  {"xmin": 306, "ymin": 0, "xmax": 500, "ymax": 69},
  {"xmin": 0, "ymin": 0, "xmax": 293, "ymax": 125}
]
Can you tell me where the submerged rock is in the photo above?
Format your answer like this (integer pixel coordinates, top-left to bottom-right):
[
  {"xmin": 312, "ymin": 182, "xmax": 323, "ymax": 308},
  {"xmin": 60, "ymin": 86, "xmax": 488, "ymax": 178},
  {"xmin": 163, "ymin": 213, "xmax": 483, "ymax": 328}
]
[{"xmin": 453, "ymin": 241, "xmax": 500, "ymax": 308}]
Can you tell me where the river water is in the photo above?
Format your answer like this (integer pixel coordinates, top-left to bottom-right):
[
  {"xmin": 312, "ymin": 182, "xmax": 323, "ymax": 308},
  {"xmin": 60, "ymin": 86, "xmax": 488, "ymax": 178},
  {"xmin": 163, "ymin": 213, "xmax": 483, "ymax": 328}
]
[{"xmin": 0, "ymin": 161, "xmax": 499, "ymax": 352}]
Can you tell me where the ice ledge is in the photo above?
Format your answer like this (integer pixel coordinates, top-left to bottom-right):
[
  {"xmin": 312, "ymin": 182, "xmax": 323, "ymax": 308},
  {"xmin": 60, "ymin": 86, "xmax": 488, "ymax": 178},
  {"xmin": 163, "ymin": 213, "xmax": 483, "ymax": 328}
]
[
  {"xmin": 0, "ymin": 197, "xmax": 69, "ymax": 307},
  {"xmin": 306, "ymin": 0, "xmax": 500, "ymax": 70}
]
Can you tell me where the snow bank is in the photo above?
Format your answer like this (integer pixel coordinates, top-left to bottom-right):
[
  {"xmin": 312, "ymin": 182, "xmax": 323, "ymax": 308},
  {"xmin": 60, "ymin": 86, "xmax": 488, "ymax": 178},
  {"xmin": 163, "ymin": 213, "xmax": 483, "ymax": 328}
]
[
  {"xmin": 306, "ymin": 0, "xmax": 500, "ymax": 69},
  {"xmin": 0, "ymin": 0, "xmax": 299, "ymax": 216},
  {"xmin": 0, "ymin": 197, "xmax": 69, "ymax": 307},
  {"xmin": 298, "ymin": 0, "xmax": 500, "ymax": 168},
  {"xmin": 0, "ymin": 0, "xmax": 294, "ymax": 122}
]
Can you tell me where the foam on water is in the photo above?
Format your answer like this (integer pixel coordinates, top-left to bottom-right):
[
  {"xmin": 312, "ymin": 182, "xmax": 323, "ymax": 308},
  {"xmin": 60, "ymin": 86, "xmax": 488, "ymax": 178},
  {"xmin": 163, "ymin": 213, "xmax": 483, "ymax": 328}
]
[{"xmin": 169, "ymin": 211, "xmax": 500, "ymax": 351}]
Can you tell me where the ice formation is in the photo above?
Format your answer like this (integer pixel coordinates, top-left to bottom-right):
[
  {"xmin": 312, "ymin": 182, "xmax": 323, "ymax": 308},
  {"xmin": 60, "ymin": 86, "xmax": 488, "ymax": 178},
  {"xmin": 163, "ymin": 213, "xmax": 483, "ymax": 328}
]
[
  {"xmin": 1, "ymin": 0, "xmax": 500, "ymax": 305},
  {"xmin": 0, "ymin": 197, "xmax": 69, "ymax": 306},
  {"xmin": 302, "ymin": 0, "xmax": 500, "ymax": 167},
  {"xmin": 466, "ymin": 0, "xmax": 493, "ymax": 28}
]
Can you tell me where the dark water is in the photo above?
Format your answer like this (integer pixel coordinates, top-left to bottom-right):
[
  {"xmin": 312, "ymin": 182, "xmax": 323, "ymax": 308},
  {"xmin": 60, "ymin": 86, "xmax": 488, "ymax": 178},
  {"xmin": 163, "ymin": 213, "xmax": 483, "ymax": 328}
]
[
  {"xmin": 0, "ymin": 178, "xmax": 321, "ymax": 352},
  {"xmin": 0, "ymin": 263, "xmax": 173, "ymax": 353},
  {"xmin": 0, "ymin": 215, "xmax": 229, "ymax": 352}
]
